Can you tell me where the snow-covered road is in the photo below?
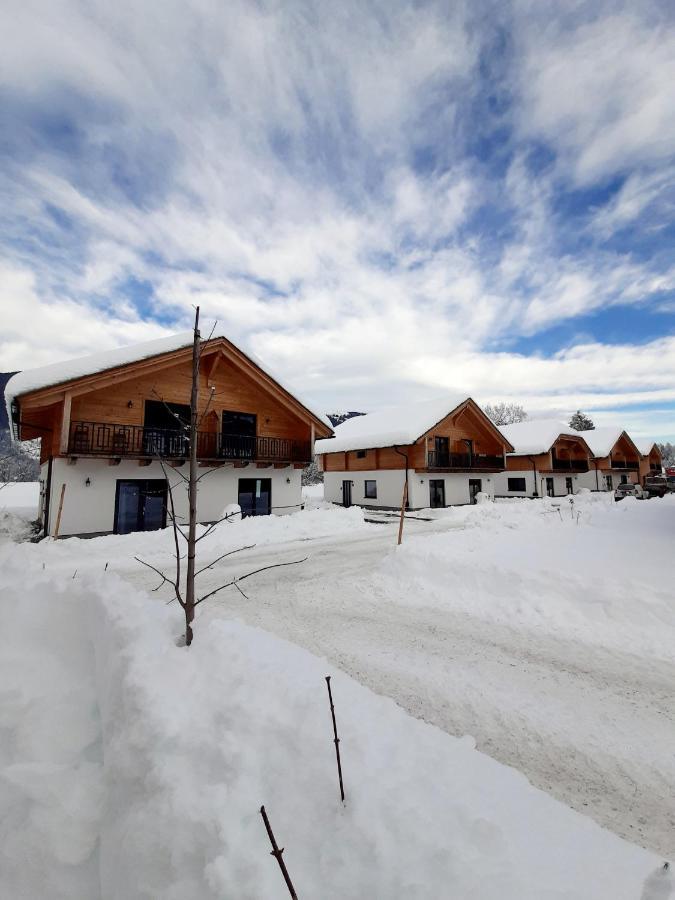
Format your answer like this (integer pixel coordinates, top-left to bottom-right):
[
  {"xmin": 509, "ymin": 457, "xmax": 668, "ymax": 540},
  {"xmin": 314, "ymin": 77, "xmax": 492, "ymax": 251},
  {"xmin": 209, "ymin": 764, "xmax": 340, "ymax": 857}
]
[{"xmin": 124, "ymin": 511, "xmax": 675, "ymax": 860}]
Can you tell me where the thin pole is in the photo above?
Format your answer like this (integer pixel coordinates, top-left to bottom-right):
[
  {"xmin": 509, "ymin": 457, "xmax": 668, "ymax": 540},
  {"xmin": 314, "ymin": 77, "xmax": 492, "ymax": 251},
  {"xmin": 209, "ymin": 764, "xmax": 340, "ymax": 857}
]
[
  {"xmin": 184, "ymin": 306, "xmax": 200, "ymax": 646},
  {"xmin": 53, "ymin": 483, "xmax": 66, "ymax": 539},
  {"xmin": 397, "ymin": 478, "xmax": 408, "ymax": 546},
  {"xmin": 325, "ymin": 675, "xmax": 345, "ymax": 802},
  {"xmin": 259, "ymin": 805, "xmax": 298, "ymax": 899}
]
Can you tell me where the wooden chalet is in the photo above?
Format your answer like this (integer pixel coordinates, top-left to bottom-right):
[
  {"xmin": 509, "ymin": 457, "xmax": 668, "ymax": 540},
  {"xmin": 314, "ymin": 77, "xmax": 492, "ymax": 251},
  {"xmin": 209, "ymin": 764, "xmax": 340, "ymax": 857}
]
[
  {"xmin": 315, "ymin": 397, "xmax": 513, "ymax": 509},
  {"xmin": 6, "ymin": 333, "xmax": 332, "ymax": 536}
]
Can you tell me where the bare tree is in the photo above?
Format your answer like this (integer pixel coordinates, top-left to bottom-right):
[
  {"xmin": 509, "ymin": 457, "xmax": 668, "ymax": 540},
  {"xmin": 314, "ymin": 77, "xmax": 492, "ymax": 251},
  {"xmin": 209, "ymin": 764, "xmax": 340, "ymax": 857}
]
[
  {"xmin": 135, "ymin": 307, "xmax": 306, "ymax": 646},
  {"xmin": 483, "ymin": 402, "xmax": 528, "ymax": 426}
]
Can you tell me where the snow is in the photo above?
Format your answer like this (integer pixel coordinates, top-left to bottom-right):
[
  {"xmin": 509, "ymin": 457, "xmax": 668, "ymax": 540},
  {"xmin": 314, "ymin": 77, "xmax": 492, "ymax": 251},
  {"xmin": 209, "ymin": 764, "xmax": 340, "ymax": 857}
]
[
  {"xmin": 4, "ymin": 331, "xmax": 332, "ymax": 432},
  {"xmin": 500, "ymin": 418, "xmax": 589, "ymax": 455},
  {"xmin": 0, "ymin": 533, "xmax": 669, "ymax": 899},
  {"xmin": 577, "ymin": 425, "xmax": 638, "ymax": 458},
  {"xmin": 636, "ymin": 438, "xmax": 659, "ymax": 457},
  {"xmin": 315, "ymin": 394, "xmax": 494, "ymax": 454},
  {"xmin": 0, "ymin": 481, "xmax": 39, "ymax": 542}
]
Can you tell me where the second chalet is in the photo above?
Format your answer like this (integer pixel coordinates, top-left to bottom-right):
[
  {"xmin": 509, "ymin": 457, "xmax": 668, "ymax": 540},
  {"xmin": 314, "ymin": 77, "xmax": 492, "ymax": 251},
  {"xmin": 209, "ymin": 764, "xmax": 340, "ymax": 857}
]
[{"xmin": 315, "ymin": 397, "xmax": 514, "ymax": 509}]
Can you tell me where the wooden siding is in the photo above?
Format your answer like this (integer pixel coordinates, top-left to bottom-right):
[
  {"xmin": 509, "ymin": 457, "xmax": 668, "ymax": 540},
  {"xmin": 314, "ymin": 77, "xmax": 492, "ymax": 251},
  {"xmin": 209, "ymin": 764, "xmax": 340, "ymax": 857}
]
[
  {"xmin": 321, "ymin": 401, "xmax": 510, "ymax": 472},
  {"xmin": 22, "ymin": 351, "xmax": 318, "ymax": 459}
]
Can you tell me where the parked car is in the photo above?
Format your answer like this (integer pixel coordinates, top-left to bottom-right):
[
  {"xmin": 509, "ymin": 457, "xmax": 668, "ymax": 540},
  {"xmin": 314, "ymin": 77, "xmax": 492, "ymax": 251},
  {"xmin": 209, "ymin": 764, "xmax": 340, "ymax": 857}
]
[
  {"xmin": 643, "ymin": 476, "xmax": 668, "ymax": 498},
  {"xmin": 614, "ymin": 483, "xmax": 647, "ymax": 501},
  {"xmin": 666, "ymin": 475, "xmax": 675, "ymax": 493}
]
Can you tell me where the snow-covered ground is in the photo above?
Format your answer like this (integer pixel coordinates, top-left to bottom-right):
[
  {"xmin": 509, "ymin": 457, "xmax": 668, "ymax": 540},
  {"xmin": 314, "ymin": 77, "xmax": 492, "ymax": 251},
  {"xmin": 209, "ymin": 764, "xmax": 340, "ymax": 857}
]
[
  {"xmin": 1, "ymin": 489, "xmax": 674, "ymax": 897},
  {"xmin": 0, "ymin": 480, "xmax": 39, "ymax": 542}
]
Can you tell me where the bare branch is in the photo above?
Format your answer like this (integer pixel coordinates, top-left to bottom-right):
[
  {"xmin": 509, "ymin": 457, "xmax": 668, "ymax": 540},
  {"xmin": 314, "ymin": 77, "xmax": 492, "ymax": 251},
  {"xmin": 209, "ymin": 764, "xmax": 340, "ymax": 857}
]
[
  {"xmin": 195, "ymin": 557, "xmax": 308, "ymax": 606},
  {"xmin": 134, "ymin": 555, "xmax": 179, "ymax": 597},
  {"xmin": 194, "ymin": 544, "xmax": 256, "ymax": 577}
]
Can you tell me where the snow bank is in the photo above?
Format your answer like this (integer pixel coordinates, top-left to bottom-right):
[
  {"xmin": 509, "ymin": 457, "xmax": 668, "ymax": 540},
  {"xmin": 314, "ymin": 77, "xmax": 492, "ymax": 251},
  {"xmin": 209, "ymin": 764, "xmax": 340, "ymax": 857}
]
[
  {"xmin": 1, "ymin": 541, "xmax": 666, "ymax": 898},
  {"xmin": 383, "ymin": 493, "xmax": 675, "ymax": 660},
  {"xmin": 0, "ymin": 481, "xmax": 40, "ymax": 543}
]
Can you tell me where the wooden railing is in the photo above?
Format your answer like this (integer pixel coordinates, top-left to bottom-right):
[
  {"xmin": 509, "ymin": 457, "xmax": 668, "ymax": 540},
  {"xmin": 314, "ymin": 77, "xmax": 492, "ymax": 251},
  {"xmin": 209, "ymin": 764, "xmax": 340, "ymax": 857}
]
[
  {"xmin": 67, "ymin": 421, "xmax": 311, "ymax": 463},
  {"xmin": 610, "ymin": 459, "xmax": 639, "ymax": 470},
  {"xmin": 427, "ymin": 451, "xmax": 505, "ymax": 470},
  {"xmin": 551, "ymin": 459, "xmax": 589, "ymax": 472}
]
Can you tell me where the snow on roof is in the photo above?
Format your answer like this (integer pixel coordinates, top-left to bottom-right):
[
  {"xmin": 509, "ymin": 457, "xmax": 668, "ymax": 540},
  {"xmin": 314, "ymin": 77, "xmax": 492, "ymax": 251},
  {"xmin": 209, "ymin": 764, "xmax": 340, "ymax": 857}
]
[
  {"xmin": 5, "ymin": 332, "xmax": 332, "ymax": 430},
  {"xmin": 634, "ymin": 438, "xmax": 658, "ymax": 457},
  {"xmin": 500, "ymin": 419, "xmax": 587, "ymax": 456},
  {"xmin": 315, "ymin": 395, "xmax": 491, "ymax": 454},
  {"xmin": 576, "ymin": 426, "xmax": 633, "ymax": 458}
]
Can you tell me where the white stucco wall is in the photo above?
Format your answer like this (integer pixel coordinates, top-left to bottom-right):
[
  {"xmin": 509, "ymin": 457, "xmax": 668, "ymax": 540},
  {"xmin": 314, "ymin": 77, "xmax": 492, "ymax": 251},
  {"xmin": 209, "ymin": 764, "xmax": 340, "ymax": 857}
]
[
  {"xmin": 44, "ymin": 458, "xmax": 302, "ymax": 536},
  {"xmin": 494, "ymin": 469, "xmax": 588, "ymax": 497},
  {"xmin": 324, "ymin": 468, "xmax": 496, "ymax": 509},
  {"xmin": 323, "ymin": 469, "xmax": 407, "ymax": 508},
  {"xmin": 576, "ymin": 468, "xmax": 638, "ymax": 492}
]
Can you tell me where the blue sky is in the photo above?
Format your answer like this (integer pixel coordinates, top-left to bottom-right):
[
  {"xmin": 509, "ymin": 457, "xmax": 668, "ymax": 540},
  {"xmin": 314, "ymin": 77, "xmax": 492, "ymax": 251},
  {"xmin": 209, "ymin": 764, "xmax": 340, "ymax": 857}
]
[{"xmin": 1, "ymin": 0, "xmax": 675, "ymax": 440}]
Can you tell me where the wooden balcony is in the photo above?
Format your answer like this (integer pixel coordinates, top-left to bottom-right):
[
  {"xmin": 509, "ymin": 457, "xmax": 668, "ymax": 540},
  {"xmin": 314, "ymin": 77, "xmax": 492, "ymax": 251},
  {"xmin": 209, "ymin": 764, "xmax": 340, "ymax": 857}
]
[
  {"xmin": 427, "ymin": 451, "xmax": 505, "ymax": 471},
  {"xmin": 610, "ymin": 459, "xmax": 639, "ymax": 470},
  {"xmin": 551, "ymin": 459, "xmax": 589, "ymax": 472},
  {"xmin": 67, "ymin": 421, "xmax": 311, "ymax": 464}
]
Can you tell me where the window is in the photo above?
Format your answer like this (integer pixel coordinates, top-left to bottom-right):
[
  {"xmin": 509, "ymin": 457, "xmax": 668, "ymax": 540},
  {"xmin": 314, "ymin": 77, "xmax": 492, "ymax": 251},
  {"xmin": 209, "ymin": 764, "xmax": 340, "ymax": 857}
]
[
  {"xmin": 507, "ymin": 477, "xmax": 527, "ymax": 492},
  {"xmin": 364, "ymin": 480, "xmax": 377, "ymax": 499},
  {"xmin": 356, "ymin": 450, "xmax": 367, "ymax": 459}
]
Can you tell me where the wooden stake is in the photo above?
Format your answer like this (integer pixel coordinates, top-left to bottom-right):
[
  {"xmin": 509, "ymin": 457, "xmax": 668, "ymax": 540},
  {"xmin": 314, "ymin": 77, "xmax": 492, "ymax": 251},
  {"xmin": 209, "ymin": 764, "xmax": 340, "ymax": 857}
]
[
  {"xmin": 53, "ymin": 483, "xmax": 66, "ymax": 539},
  {"xmin": 397, "ymin": 478, "xmax": 408, "ymax": 546},
  {"xmin": 325, "ymin": 675, "xmax": 345, "ymax": 803},
  {"xmin": 259, "ymin": 805, "xmax": 298, "ymax": 899}
]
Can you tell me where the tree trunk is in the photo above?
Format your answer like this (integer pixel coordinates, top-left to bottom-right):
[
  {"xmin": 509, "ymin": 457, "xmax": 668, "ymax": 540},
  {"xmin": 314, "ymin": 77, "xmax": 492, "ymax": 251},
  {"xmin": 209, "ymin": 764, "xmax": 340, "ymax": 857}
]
[{"xmin": 185, "ymin": 307, "xmax": 200, "ymax": 645}]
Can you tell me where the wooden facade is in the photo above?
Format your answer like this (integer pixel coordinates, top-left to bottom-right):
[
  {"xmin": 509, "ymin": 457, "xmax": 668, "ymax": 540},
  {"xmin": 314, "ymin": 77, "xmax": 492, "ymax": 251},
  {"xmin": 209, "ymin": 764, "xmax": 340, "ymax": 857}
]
[
  {"xmin": 321, "ymin": 400, "xmax": 512, "ymax": 473},
  {"xmin": 505, "ymin": 434, "xmax": 592, "ymax": 475},
  {"xmin": 638, "ymin": 443, "xmax": 663, "ymax": 483},
  {"xmin": 13, "ymin": 338, "xmax": 332, "ymax": 465}
]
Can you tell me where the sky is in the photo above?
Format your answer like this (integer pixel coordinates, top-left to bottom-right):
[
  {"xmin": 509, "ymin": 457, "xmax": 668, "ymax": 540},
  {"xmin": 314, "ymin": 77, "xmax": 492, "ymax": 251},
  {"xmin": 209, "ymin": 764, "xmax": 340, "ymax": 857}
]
[{"xmin": 1, "ymin": 1, "xmax": 675, "ymax": 441}]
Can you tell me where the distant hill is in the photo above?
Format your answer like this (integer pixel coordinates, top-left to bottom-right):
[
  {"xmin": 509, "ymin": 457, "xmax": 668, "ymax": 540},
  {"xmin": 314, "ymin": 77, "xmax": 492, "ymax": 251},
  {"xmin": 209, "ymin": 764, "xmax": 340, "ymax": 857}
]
[
  {"xmin": 0, "ymin": 372, "xmax": 18, "ymax": 431},
  {"xmin": 327, "ymin": 411, "xmax": 366, "ymax": 428}
]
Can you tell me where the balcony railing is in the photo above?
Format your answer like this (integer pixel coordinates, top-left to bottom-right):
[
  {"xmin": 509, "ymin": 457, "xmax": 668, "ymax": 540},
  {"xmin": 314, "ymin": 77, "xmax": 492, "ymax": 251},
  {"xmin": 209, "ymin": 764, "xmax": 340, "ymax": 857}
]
[
  {"xmin": 551, "ymin": 459, "xmax": 589, "ymax": 472},
  {"xmin": 67, "ymin": 421, "xmax": 311, "ymax": 463},
  {"xmin": 427, "ymin": 451, "xmax": 505, "ymax": 470},
  {"xmin": 650, "ymin": 463, "xmax": 662, "ymax": 472},
  {"xmin": 610, "ymin": 459, "xmax": 639, "ymax": 470}
]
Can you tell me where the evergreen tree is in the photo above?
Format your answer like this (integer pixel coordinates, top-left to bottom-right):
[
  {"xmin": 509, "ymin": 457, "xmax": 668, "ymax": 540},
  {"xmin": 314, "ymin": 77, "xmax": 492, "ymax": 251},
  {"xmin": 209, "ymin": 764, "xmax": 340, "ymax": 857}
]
[{"xmin": 569, "ymin": 410, "xmax": 594, "ymax": 431}]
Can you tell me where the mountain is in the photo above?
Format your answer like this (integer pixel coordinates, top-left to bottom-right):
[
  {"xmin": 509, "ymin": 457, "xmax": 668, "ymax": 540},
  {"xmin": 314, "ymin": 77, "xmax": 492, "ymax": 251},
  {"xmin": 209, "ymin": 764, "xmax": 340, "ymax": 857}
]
[{"xmin": 327, "ymin": 411, "xmax": 366, "ymax": 428}]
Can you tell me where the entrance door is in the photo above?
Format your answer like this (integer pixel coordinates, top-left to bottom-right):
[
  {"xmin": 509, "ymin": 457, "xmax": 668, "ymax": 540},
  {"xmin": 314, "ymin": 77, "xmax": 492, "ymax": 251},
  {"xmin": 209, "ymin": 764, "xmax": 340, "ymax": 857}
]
[
  {"xmin": 620, "ymin": 474, "xmax": 628, "ymax": 484},
  {"xmin": 238, "ymin": 478, "xmax": 272, "ymax": 517},
  {"xmin": 342, "ymin": 480, "xmax": 352, "ymax": 508},
  {"xmin": 469, "ymin": 478, "xmax": 482, "ymax": 504},
  {"xmin": 565, "ymin": 477, "xmax": 573, "ymax": 494},
  {"xmin": 546, "ymin": 477, "xmax": 555, "ymax": 497},
  {"xmin": 114, "ymin": 480, "xmax": 167, "ymax": 534},
  {"xmin": 429, "ymin": 479, "xmax": 445, "ymax": 508},
  {"xmin": 604, "ymin": 474, "xmax": 614, "ymax": 490}
]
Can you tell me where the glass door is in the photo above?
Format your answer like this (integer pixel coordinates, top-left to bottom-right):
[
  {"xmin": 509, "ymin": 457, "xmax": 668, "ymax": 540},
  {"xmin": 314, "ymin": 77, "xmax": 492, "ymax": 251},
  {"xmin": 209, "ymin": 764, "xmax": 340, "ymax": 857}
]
[
  {"xmin": 469, "ymin": 478, "xmax": 482, "ymax": 504},
  {"xmin": 341, "ymin": 480, "xmax": 352, "ymax": 508},
  {"xmin": 429, "ymin": 479, "xmax": 445, "ymax": 508},
  {"xmin": 238, "ymin": 478, "xmax": 272, "ymax": 516},
  {"xmin": 114, "ymin": 480, "xmax": 167, "ymax": 534}
]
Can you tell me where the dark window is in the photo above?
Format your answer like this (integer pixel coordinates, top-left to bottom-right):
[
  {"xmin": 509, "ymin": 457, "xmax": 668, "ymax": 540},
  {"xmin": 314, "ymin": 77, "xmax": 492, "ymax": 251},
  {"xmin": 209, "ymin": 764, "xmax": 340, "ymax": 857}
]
[
  {"xmin": 356, "ymin": 450, "xmax": 367, "ymax": 459},
  {"xmin": 222, "ymin": 411, "xmax": 257, "ymax": 459},
  {"xmin": 222, "ymin": 411, "xmax": 256, "ymax": 435},
  {"xmin": 364, "ymin": 480, "xmax": 377, "ymax": 499},
  {"xmin": 566, "ymin": 477, "xmax": 574, "ymax": 494},
  {"xmin": 620, "ymin": 474, "xmax": 628, "ymax": 484},
  {"xmin": 507, "ymin": 477, "xmax": 527, "ymax": 492},
  {"xmin": 143, "ymin": 400, "xmax": 190, "ymax": 456}
]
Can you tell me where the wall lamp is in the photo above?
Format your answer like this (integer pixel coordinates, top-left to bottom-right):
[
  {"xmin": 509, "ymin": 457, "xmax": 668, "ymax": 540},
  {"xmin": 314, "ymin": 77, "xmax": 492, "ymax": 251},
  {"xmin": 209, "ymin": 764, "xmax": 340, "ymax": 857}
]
[
  {"xmin": 127, "ymin": 400, "xmax": 134, "ymax": 408},
  {"xmin": 85, "ymin": 477, "xmax": 91, "ymax": 487}
]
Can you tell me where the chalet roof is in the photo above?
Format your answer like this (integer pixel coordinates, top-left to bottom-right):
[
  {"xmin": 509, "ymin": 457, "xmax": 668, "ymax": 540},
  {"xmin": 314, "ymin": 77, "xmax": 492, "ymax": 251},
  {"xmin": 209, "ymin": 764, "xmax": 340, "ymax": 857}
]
[
  {"xmin": 5, "ymin": 332, "xmax": 332, "ymax": 430},
  {"xmin": 500, "ymin": 419, "xmax": 591, "ymax": 456},
  {"xmin": 314, "ymin": 395, "xmax": 512, "ymax": 454},
  {"xmin": 634, "ymin": 438, "xmax": 659, "ymax": 457},
  {"xmin": 577, "ymin": 426, "xmax": 638, "ymax": 458}
]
